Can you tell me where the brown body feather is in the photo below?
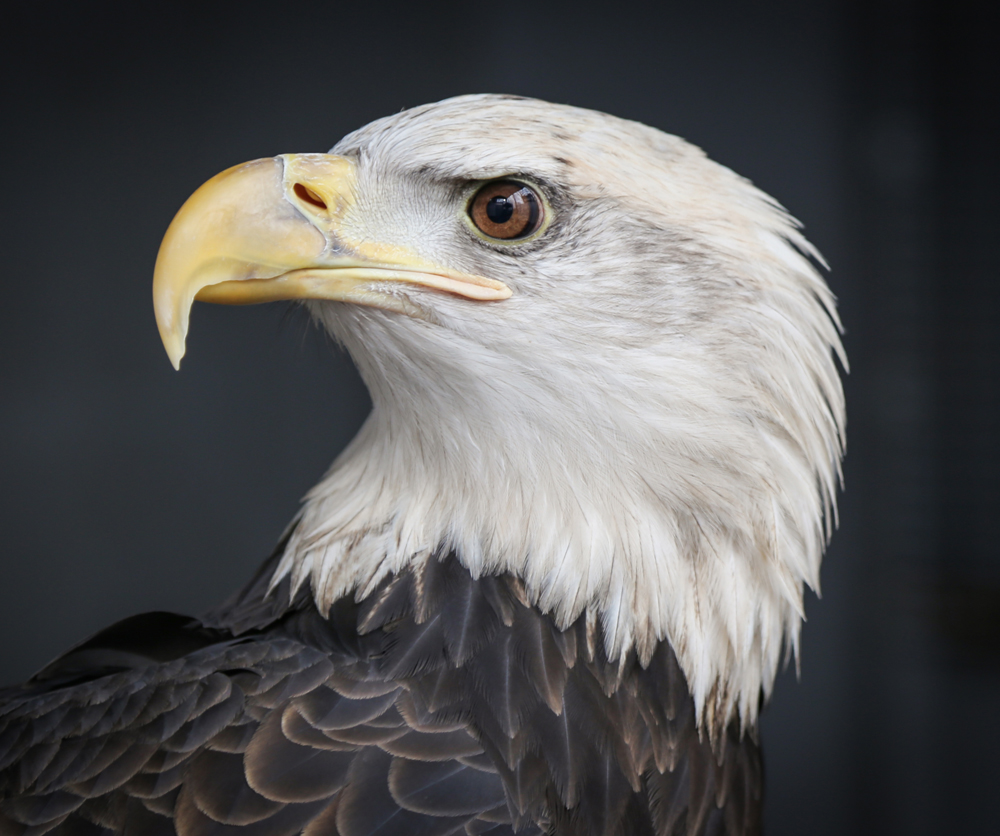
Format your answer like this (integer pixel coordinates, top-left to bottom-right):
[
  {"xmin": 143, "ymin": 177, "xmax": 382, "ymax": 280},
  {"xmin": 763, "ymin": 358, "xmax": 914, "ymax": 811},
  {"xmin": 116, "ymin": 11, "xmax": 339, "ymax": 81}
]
[{"xmin": 0, "ymin": 543, "xmax": 762, "ymax": 836}]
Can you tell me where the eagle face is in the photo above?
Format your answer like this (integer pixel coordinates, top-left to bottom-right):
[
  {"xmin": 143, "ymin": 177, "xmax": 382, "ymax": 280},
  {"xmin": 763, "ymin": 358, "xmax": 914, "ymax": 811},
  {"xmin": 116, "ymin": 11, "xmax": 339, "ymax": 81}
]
[{"xmin": 154, "ymin": 94, "xmax": 845, "ymax": 728}]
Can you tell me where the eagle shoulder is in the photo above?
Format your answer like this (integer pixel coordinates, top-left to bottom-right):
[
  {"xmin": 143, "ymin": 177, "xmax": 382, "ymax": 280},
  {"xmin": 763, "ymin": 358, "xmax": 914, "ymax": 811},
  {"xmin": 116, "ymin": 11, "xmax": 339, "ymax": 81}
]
[{"xmin": 0, "ymin": 551, "xmax": 761, "ymax": 836}]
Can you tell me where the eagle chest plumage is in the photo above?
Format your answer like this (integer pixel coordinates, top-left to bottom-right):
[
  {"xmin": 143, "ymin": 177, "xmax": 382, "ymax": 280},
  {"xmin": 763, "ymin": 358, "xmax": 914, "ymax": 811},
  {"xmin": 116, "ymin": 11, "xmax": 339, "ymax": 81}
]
[{"xmin": 0, "ymin": 545, "xmax": 761, "ymax": 836}]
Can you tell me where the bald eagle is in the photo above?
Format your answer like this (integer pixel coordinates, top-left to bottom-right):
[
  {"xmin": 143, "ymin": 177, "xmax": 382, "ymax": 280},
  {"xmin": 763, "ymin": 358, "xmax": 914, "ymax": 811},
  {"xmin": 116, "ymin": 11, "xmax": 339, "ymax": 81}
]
[{"xmin": 0, "ymin": 95, "xmax": 845, "ymax": 836}]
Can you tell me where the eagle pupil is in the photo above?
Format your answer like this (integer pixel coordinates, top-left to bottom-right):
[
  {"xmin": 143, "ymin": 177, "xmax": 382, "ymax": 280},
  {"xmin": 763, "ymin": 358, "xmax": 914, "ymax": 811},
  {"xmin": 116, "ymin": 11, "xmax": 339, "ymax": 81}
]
[{"xmin": 486, "ymin": 196, "xmax": 514, "ymax": 224}]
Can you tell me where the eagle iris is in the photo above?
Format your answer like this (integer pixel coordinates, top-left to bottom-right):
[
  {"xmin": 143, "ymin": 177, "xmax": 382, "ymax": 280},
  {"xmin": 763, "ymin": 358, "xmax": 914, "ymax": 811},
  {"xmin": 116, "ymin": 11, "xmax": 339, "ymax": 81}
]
[{"xmin": 469, "ymin": 181, "xmax": 543, "ymax": 240}]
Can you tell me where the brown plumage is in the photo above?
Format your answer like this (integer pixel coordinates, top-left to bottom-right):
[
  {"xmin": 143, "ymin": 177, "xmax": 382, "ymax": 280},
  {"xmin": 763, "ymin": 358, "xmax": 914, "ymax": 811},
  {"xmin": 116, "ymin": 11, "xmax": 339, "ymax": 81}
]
[{"xmin": 0, "ymin": 546, "xmax": 761, "ymax": 836}]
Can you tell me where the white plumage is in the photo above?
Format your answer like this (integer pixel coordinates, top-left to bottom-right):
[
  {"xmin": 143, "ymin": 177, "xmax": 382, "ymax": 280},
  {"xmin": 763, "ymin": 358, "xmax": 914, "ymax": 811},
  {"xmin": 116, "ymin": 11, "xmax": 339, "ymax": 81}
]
[{"xmin": 267, "ymin": 94, "xmax": 846, "ymax": 731}]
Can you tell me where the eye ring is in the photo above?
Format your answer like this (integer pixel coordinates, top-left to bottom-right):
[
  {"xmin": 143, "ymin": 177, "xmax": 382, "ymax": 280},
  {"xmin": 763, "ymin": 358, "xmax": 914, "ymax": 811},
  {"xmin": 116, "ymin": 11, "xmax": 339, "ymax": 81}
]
[{"xmin": 468, "ymin": 180, "xmax": 545, "ymax": 240}]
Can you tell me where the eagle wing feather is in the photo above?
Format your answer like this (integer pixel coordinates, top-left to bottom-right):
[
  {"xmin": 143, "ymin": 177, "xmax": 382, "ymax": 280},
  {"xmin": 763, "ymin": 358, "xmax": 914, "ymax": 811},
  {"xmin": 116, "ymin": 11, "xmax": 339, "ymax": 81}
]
[{"xmin": 0, "ymin": 551, "xmax": 760, "ymax": 836}]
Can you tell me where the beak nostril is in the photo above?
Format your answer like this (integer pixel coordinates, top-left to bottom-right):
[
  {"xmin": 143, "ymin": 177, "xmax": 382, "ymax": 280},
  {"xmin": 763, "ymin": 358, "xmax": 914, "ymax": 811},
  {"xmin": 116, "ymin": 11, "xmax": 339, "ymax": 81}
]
[{"xmin": 293, "ymin": 183, "xmax": 328, "ymax": 210}]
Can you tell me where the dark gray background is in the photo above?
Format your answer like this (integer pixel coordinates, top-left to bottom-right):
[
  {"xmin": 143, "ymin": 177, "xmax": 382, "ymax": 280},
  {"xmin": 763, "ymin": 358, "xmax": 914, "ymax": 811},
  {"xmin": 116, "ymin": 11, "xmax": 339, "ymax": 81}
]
[{"xmin": 2, "ymin": 1, "xmax": 997, "ymax": 833}]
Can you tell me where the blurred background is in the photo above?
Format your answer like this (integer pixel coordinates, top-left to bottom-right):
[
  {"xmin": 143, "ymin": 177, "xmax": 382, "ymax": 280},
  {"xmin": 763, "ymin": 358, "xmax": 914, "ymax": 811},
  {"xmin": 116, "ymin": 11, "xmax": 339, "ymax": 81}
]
[{"xmin": 1, "ymin": 1, "xmax": 997, "ymax": 832}]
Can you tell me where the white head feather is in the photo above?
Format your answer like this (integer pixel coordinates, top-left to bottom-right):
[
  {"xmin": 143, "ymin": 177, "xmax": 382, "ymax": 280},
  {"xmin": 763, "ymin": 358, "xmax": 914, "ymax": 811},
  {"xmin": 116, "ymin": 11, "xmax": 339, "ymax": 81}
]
[{"xmin": 270, "ymin": 94, "xmax": 846, "ymax": 731}]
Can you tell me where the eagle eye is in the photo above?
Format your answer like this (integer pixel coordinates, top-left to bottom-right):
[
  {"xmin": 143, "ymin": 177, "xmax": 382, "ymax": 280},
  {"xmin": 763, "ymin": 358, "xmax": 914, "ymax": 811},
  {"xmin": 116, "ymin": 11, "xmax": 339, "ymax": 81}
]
[{"xmin": 469, "ymin": 181, "xmax": 543, "ymax": 240}]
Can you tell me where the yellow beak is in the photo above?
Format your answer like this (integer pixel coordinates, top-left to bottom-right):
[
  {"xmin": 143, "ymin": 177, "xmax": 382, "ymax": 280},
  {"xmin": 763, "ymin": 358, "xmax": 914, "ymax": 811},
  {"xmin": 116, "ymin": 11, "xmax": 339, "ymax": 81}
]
[{"xmin": 152, "ymin": 154, "xmax": 511, "ymax": 369}]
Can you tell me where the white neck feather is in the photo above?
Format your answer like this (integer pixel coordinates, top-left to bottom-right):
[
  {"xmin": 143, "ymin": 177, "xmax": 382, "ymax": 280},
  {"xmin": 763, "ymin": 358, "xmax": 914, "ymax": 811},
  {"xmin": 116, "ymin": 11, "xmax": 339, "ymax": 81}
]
[{"xmin": 274, "ymin": 256, "xmax": 842, "ymax": 730}]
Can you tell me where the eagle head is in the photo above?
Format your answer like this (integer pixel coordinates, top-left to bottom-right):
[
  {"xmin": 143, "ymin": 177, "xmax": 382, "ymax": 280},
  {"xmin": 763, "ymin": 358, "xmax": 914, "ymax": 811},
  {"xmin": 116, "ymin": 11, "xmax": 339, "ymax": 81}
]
[{"xmin": 153, "ymin": 94, "xmax": 845, "ymax": 730}]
